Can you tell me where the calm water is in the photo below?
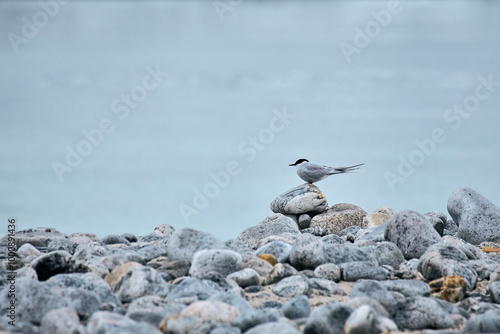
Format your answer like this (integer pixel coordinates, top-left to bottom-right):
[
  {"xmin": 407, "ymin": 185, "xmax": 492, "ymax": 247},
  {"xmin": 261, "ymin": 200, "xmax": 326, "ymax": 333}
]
[{"xmin": 1, "ymin": 1, "xmax": 500, "ymax": 240}]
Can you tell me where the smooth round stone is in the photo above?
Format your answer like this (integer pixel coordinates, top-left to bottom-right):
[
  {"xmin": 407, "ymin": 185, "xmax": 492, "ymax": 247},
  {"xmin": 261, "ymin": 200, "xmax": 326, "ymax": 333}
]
[{"xmin": 270, "ymin": 184, "xmax": 328, "ymax": 215}]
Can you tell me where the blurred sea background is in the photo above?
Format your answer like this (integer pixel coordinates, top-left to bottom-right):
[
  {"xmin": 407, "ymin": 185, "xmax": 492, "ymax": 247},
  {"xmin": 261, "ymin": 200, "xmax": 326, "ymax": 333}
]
[{"xmin": 1, "ymin": 1, "xmax": 500, "ymax": 240}]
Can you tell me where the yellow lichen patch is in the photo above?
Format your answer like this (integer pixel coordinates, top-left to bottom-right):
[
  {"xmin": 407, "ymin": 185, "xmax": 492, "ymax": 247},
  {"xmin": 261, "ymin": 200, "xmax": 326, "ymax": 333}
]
[
  {"xmin": 429, "ymin": 275, "xmax": 467, "ymax": 303},
  {"xmin": 257, "ymin": 253, "xmax": 278, "ymax": 266},
  {"xmin": 481, "ymin": 246, "xmax": 500, "ymax": 253}
]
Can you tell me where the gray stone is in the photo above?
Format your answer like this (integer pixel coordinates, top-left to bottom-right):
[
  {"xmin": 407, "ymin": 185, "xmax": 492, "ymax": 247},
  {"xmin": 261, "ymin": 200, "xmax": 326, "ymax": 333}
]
[
  {"xmin": 343, "ymin": 297, "xmax": 390, "ymax": 318},
  {"xmin": 126, "ymin": 295, "xmax": 173, "ymax": 315},
  {"xmin": 298, "ymin": 214, "xmax": 312, "ymax": 229},
  {"xmin": 321, "ymin": 234, "xmax": 345, "ymax": 245},
  {"xmin": 351, "ymin": 280, "xmax": 397, "ymax": 316},
  {"xmin": 314, "ymin": 263, "xmax": 341, "ymax": 282},
  {"xmin": 102, "ymin": 234, "xmax": 131, "ymax": 245},
  {"xmin": 16, "ymin": 266, "xmax": 38, "ymax": 280},
  {"xmin": 245, "ymin": 321, "xmax": 301, "ymax": 334},
  {"xmin": 323, "ymin": 244, "xmax": 376, "ymax": 264},
  {"xmin": 157, "ymin": 258, "xmax": 191, "ymax": 279},
  {"xmin": 270, "ymin": 183, "xmax": 328, "ymax": 215},
  {"xmin": 355, "ymin": 222, "xmax": 388, "ymax": 242},
  {"xmin": 189, "ymin": 249, "xmax": 243, "ymax": 279},
  {"xmin": 304, "ymin": 303, "xmax": 353, "ymax": 334},
  {"xmin": 227, "ymin": 268, "xmax": 260, "ymax": 288},
  {"xmin": 210, "ymin": 325, "xmax": 241, "ymax": 334},
  {"xmin": 357, "ymin": 241, "xmax": 405, "ymax": 269},
  {"xmin": 60, "ymin": 287, "xmax": 101, "ymax": 318},
  {"xmin": 469, "ymin": 259, "xmax": 499, "ymax": 280},
  {"xmin": 47, "ymin": 238, "xmax": 79, "ymax": 254},
  {"xmin": 166, "ymin": 277, "xmax": 220, "ymax": 303},
  {"xmin": 310, "ymin": 203, "xmax": 367, "ymax": 235},
  {"xmin": 363, "ymin": 207, "xmax": 397, "ymax": 228},
  {"xmin": 393, "ymin": 297, "xmax": 453, "ymax": 330},
  {"xmin": 233, "ymin": 308, "xmax": 281, "ymax": 332},
  {"xmin": 463, "ymin": 311, "xmax": 500, "ymax": 333},
  {"xmin": 254, "ymin": 241, "xmax": 292, "ymax": 263},
  {"xmin": 289, "ymin": 234, "xmax": 324, "ymax": 270},
  {"xmin": 301, "ymin": 226, "xmax": 326, "ymax": 236},
  {"xmin": 272, "ymin": 274, "xmax": 310, "ymax": 298},
  {"xmin": 262, "ymin": 263, "xmax": 299, "ymax": 285},
  {"xmin": 384, "ymin": 210, "xmax": 441, "ymax": 260},
  {"xmin": 237, "ymin": 214, "xmax": 300, "ymax": 249},
  {"xmin": 309, "ymin": 278, "xmax": 345, "ymax": 296},
  {"xmin": 344, "ymin": 305, "xmax": 397, "ymax": 334},
  {"xmin": 445, "ymin": 219, "xmax": 458, "ymax": 233},
  {"xmin": 167, "ymin": 228, "xmax": 226, "ymax": 260},
  {"xmin": 121, "ymin": 233, "xmax": 137, "ymax": 243},
  {"xmin": 241, "ymin": 255, "xmax": 273, "ymax": 276},
  {"xmin": 0, "ymin": 227, "xmax": 66, "ymax": 249},
  {"xmin": 448, "ymin": 187, "xmax": 500, "ymax": 244},
  {"xmin": 282, "ymin": 294, "xmax": 311, "ymax": 319},
  {"xmin": 397, "ymin": 258, "xmax": 421, "ymax": 279},
  {"xmin": 341, "ymin": 262, "xmax": 387, "ymax": 281},
  {"xmin": 489, "ymin": 281, "xmax": 500, "ymax": 304},
  {"xmin": 209, "ymin": 292, "xmax": 253, "ymax": 315},
  {"xmin": 86, "ymin": 311, "xmax": 135, "ymax": 334},
  {"xmin": 31, "ymin": 250, "xmax": 73, "ymax": 281},
  {"xmin": 0, "ymin": 277, "xmax": 68, "ymax": 324},
  {"xmin": 17, "ymin": 243, "xmax": 41, "ymax": 258},
  {"xmin": 381, "ymin": 279, "xmax": 430, "ymax": 298},
  {"xmin": 106, "ymin": 322, "xmax": 163, "ymax": 334},
  {"xmin": 40, "ymin": 307, "xmax": 85, "ymax": 334},
  {"xmin": 138, "ymin": 230, "xmax": 164, "ymax": 242},
  {"xmin": 424, "ymin": 211, "xmax": 447, "ymax": 236},
  {"xmin": 417, "ymin": 243, "xmax": 478, "ymax": 291},
  {"xmin": 154, "ymin": 224, "xmax": 176, "ymax": 237},
  {"xmin": 441, "ymin": 235, "xmax": 484, "ymax": 260}
]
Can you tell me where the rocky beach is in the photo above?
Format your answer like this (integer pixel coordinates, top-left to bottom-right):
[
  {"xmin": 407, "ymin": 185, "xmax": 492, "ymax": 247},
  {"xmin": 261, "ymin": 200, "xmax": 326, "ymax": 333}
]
[{"xmin": 1, "ymin": 185, "xmax": 500, "ymax": 334}]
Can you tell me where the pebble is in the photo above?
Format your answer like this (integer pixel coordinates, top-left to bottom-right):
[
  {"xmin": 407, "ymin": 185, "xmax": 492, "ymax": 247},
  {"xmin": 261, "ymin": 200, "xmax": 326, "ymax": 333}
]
[
  {"xmin": 17, "ymin": 243, "xmax": 41, "ymax": 258},
  {"xmin": 341, "ymin": 261, "xmax": 387, "ymax": 281},
  {"xmin": 384, "ymin": 210, "xmax": 442, "ymax": 260},
  {"xmin": 351, "ymin": 280, "xmax": 397, "ymax": 316},
  {"xmin": 166, "ymin": 277, "xmax": 220, "ymax": 303},
  {"xmin": 245, "ymin": 321, "xmax": 302, "ymax": 334},
  {"xmin": 393, "ymin": 296, "xmax": 453, "ymax": 330},
  {"xmin": 381, "ymin": 279, "xmax": 431, "ymax": 298},
  {"xmin": 309, "ymin": 278, "xmax": 345, "ymax": 296},
  {"xmin": 254, "ymin": 240, "xmax": 292, "ymax": 263},
  {"xmin": 270, "ymin": 183, "xmax": 328, "ymax": 215},
  {"xmin": 448, "ymin": 187, "xmax": 500, "ymax": 244},
  {"xmin": 357, "ymin": 241, "xmax": 405, "ymax": 269},
  {"xmin": 282, "ymin": 294, "xmax": 311, "ymax": 319},
  {"xmin": 262, "ymin": 263, "xmax": 299, "ymax": 286},
  {"xmin": 304, "ymin": 303, "xmax": 353, "ymax": 334},
  {"xmin": 323, "ymin": 244, "xmax": 377, "ymax": 264},
  {"xmin": 309, "ymin": 203, "xmax": 367, "ymax": 235},
  {"xmin": 101, "ymin": 234, "xmax": 131, "ymax": 245},
  {"xmin": 241, "ymin": 254, "xmax": 274, "ymax": 276},
  {"xmin": 227, "ymin": 268, "xmax": 260, "ymax": 288},
  {"xmin": 30, "ymin": 250, "xmax": 73, "ymax": 281},
  {"xmin": 344, "ymin": 304, "xmax": 397, "ymax": 334},
  {"xmin": 167, "ymin": 228, "xmax": 226, "ymax": 260},
  {"xmin": 272, "ymin": 274, "xmax": 310, "ymax": 298},
  {"xmin": 488, "ymin": 281, "xmax": 500, "ymax": 303},
  {"xmin": 289, "ymin": 233, "xmax": 324, "ymax": 270},
  {"xmin": 0, "ymin": 227, "xmax": 66, "ymax": 249},
  {"xmin": 156, "ymin": 258, "xmax": 191, "ymax": 279},
  {"xmin": 424, "ymin": 211, "xmax": 447, "ymax": 236},
  {"xmin": 237, "ymin": 214, "xmax": 300, "ymax": 249},
  {"xmin": 40, "ymin": 307, "xmax": 85, "ymax": 334},
  {"xmin": 233, "ymin": 308, "xmax": 281, "ymax": 332},
  {"xmin": 298, "ymin": 213, "xmax": 312, "ymax": 228},
  {"xmin": 189, "ymin": 249, "xmax": 243, "ymax": 279},
  {"xmin": 462, "ymin": 310, "xmax": 500, "ymax": 333},
  {"xmin": 47, "ymin": 238, "xmax": 79, "ymax": 254},
  {"xmin": 86, "ymin": 311, "xmax": 134, "ymax": 334},
  {"xmin": 314, "ymin": 263, "xmax": 341, "ymax": 282},
  {"xmin": 362, "ymin": 207, "xmax": 397, "ymax": 228},
  {"xmin": 178, "ymin": 300, "xmax": 240, "ymax": 323},
  {"xmin": 154, "ymin": 223, "xmax": 176, "ymax": 237}
]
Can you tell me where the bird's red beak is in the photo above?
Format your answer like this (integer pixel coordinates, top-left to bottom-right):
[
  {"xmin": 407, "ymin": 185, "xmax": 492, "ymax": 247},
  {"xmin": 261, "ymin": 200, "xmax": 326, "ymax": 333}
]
[{"xmin": 289, "ymin": 163, "xmax": 296, "ymax": 166}]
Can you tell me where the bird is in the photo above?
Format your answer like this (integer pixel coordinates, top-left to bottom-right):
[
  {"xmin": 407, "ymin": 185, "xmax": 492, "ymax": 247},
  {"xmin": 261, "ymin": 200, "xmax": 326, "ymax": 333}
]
[{"xmin": 289, "ymin": 159, "xmax": 363, "ymax": 183}]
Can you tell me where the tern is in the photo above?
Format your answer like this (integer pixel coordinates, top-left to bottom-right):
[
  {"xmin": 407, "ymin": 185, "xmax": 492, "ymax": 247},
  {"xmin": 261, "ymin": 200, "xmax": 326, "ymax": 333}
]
[{"xmin": 289, "ymin": 159, "xmax": 363, "ymax": 183}]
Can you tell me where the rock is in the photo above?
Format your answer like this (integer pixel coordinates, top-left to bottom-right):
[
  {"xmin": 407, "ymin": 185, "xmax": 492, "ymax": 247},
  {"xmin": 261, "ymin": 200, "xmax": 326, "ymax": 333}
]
[
  {"xmin": 314, "ymin": 263, "xmax": 341, "ymax": 282},
  {"xmin": 254, "ymin": 241, "xmax": 292, "ymax": 263},
  {"xmin": 441, "ymin": 235, "xmax": 484, "ymax": 260},
  {"xmin": 301, "ymin": 226, "xmax": 326, "ymax": 236},
  {"xmin": 233, "ymin": 308, "xmax": 281, "ymax": 332},
  {"xmin": 237, "ymin": 214, "xmax": 300, "ymax": 249},
  {"xmin": 429, "ymin": 275, "xmax": 467, "ymax": 303},
  {"xmin": 397, "ymin": 258, "xmax": 422, "ymax": 280},
  {"xmin": 189, "ymin": 249, "xmax": 243, "ymax": 279},
  {"xmin": 105, "ymin": 322, "xmax": 163, "ymax": 334},
  {"xmin": 356, "ymin": 241, "xmax": 405, "ymax": 269},
  {"xmin": 227, "ymin": 268, "xmax": 260, "ymax": 288},
  {"xmin": 59, "ymin": 287, "xmax": 101, "ymax": 318},
  {"xmin": 282, "ymin": 294, "xmax": 311, "ymax": 319},
  {"xmin": 321, "ymin": 234, "xmax": 345, "ymax": 245},
  {"xmin": 210, "ymin": 325, "xmax": 243, "ymax": 334},
  {"xmin": 241, "ymin": 255, "xmax": 273, "ymax": 276},
  {"xmin": 0, "ymin": 227, "xmax": 66, "ymax": 249},
  {"xmin": 31, "ymin": 250, "xmax": 73, "ymax": 281},
  {"xmin": 159, "ymin": 315, "xmax": 205, "ymax": 334},
  {"xmin": 445, "ymin": 219, "xmax": 459, "ymax": 233},
  {"xmin": 209, "ymin": 292, "xmax": 253, "ymax": 315},
  {"xmin": 381, "ymin": 279, "xmax": 430, "ymax": 298},
  {"xmin": 343, "ymin": 305, "xmax": 398, "ymax": 334},
  {"xmin": 0, "ymin": 277, "xmax": 68, "ymax": 324},
  {"xmin": 323, "ymin": 244, "xmax": 376, "ymax": 265},
  {"xmin": 46, "ymin": 272, "xmax": 121, "ymax": 306},
  {"xmin": 384, "ymin": 210, "xmax": 442, "ymax": 260},
  {"xmin": 341, "ymin": 262, "xmax": 387, "ymax": 281},
  {"xmin": 166, "ymin": 277, "xmax": 220, "ymax": 303},
  {"xmin": 309, "ymin": 278, "xmax": 345, "ymax": 296},
  {"xmin": 47, "ymin": 238, "xmax": 79, "ymax": 254},
  {"xmin": 86, "ymin": 311, "xmax": 135, "ymax": 334},
  {"xmin": 255, "ymin": 233, "xmax": 299, "ymax": 248},
  {"xmin": 424, "ymin": 211, "xmax": 447, "ymax": 236},
  {"xmin": 40, "ymin": 307, "xmax": 85, "ymax": 334},
  {"xmin": 363, "ymin": 207, "xmax": 397, "ymax": 228},
  {"xmin": 489, "ymin": 281, "xmax": 500, "ymax": 303},
  {"xmin": 16, "ymin": 266, "xmax": 38, "ymax": 280},
  {"xmin": 351, "ymin": 280, "xmax": 397, "ymax": 316},
  {"xmin": 343, "ymin": 297, "xmax": 390, "ymax": 318},
  {"xmin": 262, "ymin": 263, "xmax": 299, "ymax": 285},
  {"xmin": 393, "ymin": 297, "xmax": 453, "ymax": 330},
  {"xmin": 310, "ymin": 203, "xmax": 367, "ymax": 235},
  {"xmin": 417, "ymin": 243, "xmax": 478, "ymax": 291},
  {"xmin": 257, "ymin": 253, "xmax": 278, "ymax": 266},
  {"xmin": 106, "ymin": 262, "xmax": 171, "ymax": 303},
  {"xmin": 448, "ymin": 187, "xmax": 500, "ymax": 244},
  {"xmin": 298, "ymin": 214, "xmax": 312, "ymax": 229},
  {"xmin": 138, "ymin": 230, "xmax": 164, "ymax": 243},
  {"xmin": 463, "ymin": 311, "xmax": 500, "ymax": 333},
  {"xmin": 121, "ymin": 233, "xmax": 138, "ymax": 243},
  {"xmin": 102, "ymin": 234, "xmax": 131, "ymax": 245},
  {"xmin": 270, "ymin": 183, "xmax": 328, "ymax": 215},
  {"xmin": 272, "ymin": 274, "xmax": 310, "ymax": 298},
  {"xmin": 355, "ymin": 222, "xmax": 387, "ymax": 242},
  {"xmin": 157, "ymin": 259, "xmax": 191, "ymax": 280},
  {"xmin": 167, "ymin": 228, "xmax": 226, "ymax": 260},
  {"xmin": 154, "ymin": 224, "xmax": 176, "ymax": 237},
  {"xmin": 289, "ymin": 234, "xmax": 324, "ymax": 270},
  {"xmin": 304, "ymin": 303, "xmax": 353, "ymax": 334},
  {"xmin": 125, "ymin": 295, "xmax": 180, "ymax": 319},
  {"xmin": 17, "ymin": 243, "xmax": 40, "ymax": 258},
  {"xmin": 178, "ymin": 300, "xmax": 240, "ymax": 323},
  {"xmin": 245, "ymin": 321, "xmax": 301, "ymax": 334}
]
